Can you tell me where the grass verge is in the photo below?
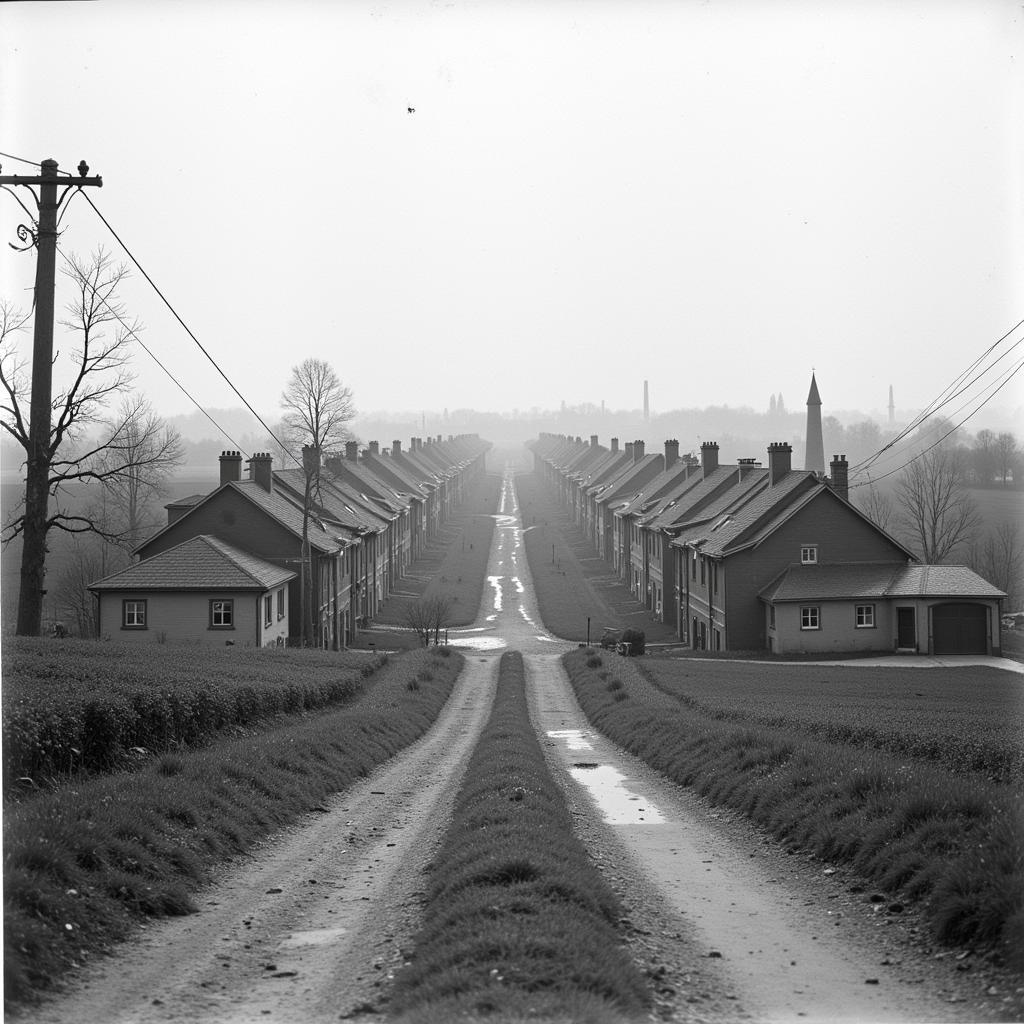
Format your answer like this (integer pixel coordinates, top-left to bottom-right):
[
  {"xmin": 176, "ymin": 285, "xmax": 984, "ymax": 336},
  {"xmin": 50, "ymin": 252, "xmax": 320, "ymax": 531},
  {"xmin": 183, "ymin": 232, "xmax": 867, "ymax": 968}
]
[
  {"xmin": 387, "ymin": 650, "xmax": 650, "ymax": 1023},
  {"xmin": 3, "ymin": 640, "xmax": 384, "ymax": 792},
  {"xmin": 563, "ymin": 648, "xmax": 1024, "ymax": 970},
  {"xmin": 3, "ymin": 646, "xmax": 463, "ymax": 1010},
  {"xmin": 513, "ymin": 471, "xmax": 678, "ymax": 644},
  {"xmin": 367, "ymin": 472, "xmax": 502, "ymax": 635}
]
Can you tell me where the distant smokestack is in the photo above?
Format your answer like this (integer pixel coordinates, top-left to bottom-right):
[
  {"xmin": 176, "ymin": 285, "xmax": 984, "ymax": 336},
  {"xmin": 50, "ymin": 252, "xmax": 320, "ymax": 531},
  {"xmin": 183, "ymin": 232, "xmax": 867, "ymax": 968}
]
[
  {"xmin": 888, "ymin": 385, "xmax": 895, "ymax": 426},
  {"xmin": 643, "ymin": 380, "xmax": 649, "ymax": 421}
]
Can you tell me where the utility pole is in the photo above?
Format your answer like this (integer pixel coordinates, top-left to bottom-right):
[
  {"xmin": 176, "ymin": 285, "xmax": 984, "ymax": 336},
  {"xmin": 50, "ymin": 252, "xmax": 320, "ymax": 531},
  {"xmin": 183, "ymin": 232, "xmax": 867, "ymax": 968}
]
[{"xmin": 0, "ymin": 158, "xmax": 103, "ymax": 635}]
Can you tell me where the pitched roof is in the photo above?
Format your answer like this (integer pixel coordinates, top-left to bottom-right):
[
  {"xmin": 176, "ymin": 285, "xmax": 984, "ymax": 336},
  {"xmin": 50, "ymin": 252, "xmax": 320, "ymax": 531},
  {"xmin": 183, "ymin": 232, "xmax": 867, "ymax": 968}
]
[
  {"xmin": 612, "ymin": 461, "xmax": 697, "ymax": 519},
  {"xmin": 760, "ymin": 562, "xmax": 1005, "ymax": 603},
  {"xmin": 90, "ymin": 535, "xmax": 295, "ymax": 592},
  {"xmin": 681, "ymin": 471, "xmax": 818, "ymax": 554}
]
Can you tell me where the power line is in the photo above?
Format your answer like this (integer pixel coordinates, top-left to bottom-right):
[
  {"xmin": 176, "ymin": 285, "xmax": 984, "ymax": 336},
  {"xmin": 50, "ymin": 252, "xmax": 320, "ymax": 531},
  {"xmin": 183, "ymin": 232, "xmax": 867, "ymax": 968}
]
[
  {"xmin": 849, "ymin": 352, "xmax": 1024, "ymax": 488},
  {"xmin": 850, "ymin": 317, "xmax": 1024, "ymax": 479},
  {"xmin": 77, "ymin": 191, "xmax": 299, "ymax": 467},
  {"xmin": 0, "ymin": 150, "xmax": 71, "ymax": 174},
  {"xmin": 55, "ymin": 243, "xmax": 249, "ymax": 454}
]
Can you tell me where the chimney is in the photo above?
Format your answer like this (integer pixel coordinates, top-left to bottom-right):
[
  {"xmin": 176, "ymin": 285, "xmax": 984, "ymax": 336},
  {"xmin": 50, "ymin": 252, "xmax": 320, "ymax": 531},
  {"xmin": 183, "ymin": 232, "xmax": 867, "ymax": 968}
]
[
  {"xmin": 737, "ymin": 457, "xmax": 761, "ymax": 480},
  {"xmin": 768, "ymin": 442, "xmax": 792, "ymax": 485},
  {"xmin": 590, "ymin": 434, "xmax": 599, "ymax": 448},
  {"xmin": 611, "ymin": 437, "xmax": 619, "ymax": 453},
  {"xmin": 369, "ymin": 441, "xmax": 379, "ymax": 456},
  {"xmin": 393, "ymin": 439, "xmax": 402, "ymax": 455},
  {"xmin": 248, "ymin": 452, "xmax": 273, "ymax": 493},
  {"xmin": 325, "ymin": 454, "xmax": 343, "ymax": 476},
  {"xmin": 633, "ymin": 440, "xmax": 645, "ymax": 462},
  {"xmin": 219, "ymin": 450, "xmax": 242, "ymax": 486},
  {"xmin": 664, "ymin": 439, "xmax": 679, "ymax": 469},
  {"xmin": 625, "ymin": 442, "xmax": 634, "ymax": 460},
  {"xmin": 830, "ymin": 454, "xmax": 849, "ymax": 502},
  {"xmin": 346, "ymin": 440, "xmax": 359, "ymax": 462},
  {"xmin": 700, "ymin": 441, "xmax": 720, "ymax": 477},
  {"xmin": 302, "ymin": 445, "xmax": 321, "ymax": 478}
]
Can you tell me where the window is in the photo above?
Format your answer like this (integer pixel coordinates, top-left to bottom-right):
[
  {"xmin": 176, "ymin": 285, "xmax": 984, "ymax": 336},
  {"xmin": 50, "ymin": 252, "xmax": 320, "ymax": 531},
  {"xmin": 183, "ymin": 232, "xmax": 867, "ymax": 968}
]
[
  {"xmin": 855, "ymin": 604, "xmax": 875, "ymax": 628},
  {"xmin": 800, "ymin": 606, "xmax": 820, "ymax": 630},
  {"xmin": 691, "ymin": 550, "xmax": 697, "ymax": 580},
  {"xmin": 264, "ymin": 594, "xmax": 273, "ymax": 628},
  {"xmin": 210, "ymin": 599, "xmax": 234, "ymax": 628},
  {"xmin": 123, "ymin": 599, "xmax": 147, "ymax": 629},
  {"xmin": 277, "ymin": 587, "xmax": 286, "ymax": 620},
  {"xmin": 769, "ymin": 604, "xmax": 776, "ymax": 628},
  {"xmin": 700, "ymin": 556, "xmax": 706, "ymax": 586},
  {"xmin": 801, "ymin": 545, "xmax": 818, "ymax": 565}
]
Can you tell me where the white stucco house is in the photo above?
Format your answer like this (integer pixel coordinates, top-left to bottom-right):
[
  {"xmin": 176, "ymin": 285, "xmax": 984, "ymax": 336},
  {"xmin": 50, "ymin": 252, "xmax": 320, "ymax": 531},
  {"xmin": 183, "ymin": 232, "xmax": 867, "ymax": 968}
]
[{"xmin": 89, "ymin": 534, "xmax": 295, "ymax": 647}]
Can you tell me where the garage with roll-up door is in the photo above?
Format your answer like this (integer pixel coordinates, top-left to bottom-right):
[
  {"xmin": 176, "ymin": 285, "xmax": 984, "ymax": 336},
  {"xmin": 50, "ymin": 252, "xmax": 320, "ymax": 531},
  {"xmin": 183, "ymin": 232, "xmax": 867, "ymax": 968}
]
[{"xmin": 932, "ymin": 602, "xmax": 989, "ymax": 654}]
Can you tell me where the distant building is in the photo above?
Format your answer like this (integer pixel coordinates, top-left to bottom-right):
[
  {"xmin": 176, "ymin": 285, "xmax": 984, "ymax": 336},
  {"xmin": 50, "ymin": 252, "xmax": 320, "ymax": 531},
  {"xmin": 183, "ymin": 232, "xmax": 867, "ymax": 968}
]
[{"xmin": 805, "ymin": 372, "xmax": 824, "ymax": 474}]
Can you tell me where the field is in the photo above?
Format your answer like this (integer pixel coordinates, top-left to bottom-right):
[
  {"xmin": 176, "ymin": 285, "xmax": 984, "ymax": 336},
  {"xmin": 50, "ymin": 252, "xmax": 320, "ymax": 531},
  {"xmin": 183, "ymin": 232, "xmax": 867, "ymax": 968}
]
[{"xmin": 563, "ymin": 649, "xmax": 1024, "ymax": 966}]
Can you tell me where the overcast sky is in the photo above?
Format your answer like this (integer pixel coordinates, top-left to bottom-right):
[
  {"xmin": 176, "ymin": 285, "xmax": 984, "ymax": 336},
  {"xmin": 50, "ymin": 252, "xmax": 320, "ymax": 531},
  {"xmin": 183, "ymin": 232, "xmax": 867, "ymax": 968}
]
[{"xmin": 2, "ymin": 0, "xmax": 1022, "ymax": 428}]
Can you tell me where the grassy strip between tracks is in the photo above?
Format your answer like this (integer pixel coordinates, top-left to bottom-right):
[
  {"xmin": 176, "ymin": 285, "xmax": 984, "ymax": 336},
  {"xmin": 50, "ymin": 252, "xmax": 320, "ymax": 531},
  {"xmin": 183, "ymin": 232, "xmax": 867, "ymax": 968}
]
[
  {"xmin": 387, "ymin": 651, "xmax": 650, "ymax": 1024},
  {"xmin": 563, "ymin": 648, "xmax": 1024, "ymax": 971},
  {"xmin": 2, "ymin": 646, "xmax": 463, "ymax": 1010}
]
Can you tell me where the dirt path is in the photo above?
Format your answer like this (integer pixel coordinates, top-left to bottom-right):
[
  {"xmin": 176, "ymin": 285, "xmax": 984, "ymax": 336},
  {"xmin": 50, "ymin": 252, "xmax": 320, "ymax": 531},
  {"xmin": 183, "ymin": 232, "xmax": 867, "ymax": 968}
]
[
  {"xmin": 28, "ymin": 657, "xmax": 499, "ymax": 1024},
  {"xmin": 28, "ymin": 463, "xmax": 1014, "ymax": 1023}
]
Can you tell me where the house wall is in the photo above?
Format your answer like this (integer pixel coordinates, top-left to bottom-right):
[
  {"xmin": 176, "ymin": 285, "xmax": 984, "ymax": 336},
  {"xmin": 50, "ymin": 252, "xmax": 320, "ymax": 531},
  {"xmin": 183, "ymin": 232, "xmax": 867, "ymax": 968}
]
[
  {"xmin": 766, "ymin": 600, "xmax": 894, "ymax": 655},
  {"xmin": 765, "ymin": 597, "xmax": 1002, "ymax": 655},
  {"xmin": 720, "ymin": 491, "xmax": 911, "ymax": 650},
  {"xmin": 97, "ymin": 587, "xmax": 288, "ymax": 647}
]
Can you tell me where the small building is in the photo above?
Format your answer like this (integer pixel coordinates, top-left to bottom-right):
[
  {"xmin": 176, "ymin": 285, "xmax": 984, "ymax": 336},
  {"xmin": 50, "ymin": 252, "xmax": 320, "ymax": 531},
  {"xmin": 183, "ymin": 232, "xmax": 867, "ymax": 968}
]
[
  {"xmin": 760, "ymin": 563, "xmax": 1005, "ymax": 656},
  {"xmin": 90, "ymin": 534, "xmax": 295, "ymax": 647}
]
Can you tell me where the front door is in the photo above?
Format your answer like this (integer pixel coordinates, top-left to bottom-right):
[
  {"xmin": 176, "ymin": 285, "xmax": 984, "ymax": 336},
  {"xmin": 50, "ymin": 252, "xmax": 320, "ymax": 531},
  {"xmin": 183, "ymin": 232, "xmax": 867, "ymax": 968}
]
[{"xmin": 897, "ymin": 607, "xmax": 916, "ymax": 649}]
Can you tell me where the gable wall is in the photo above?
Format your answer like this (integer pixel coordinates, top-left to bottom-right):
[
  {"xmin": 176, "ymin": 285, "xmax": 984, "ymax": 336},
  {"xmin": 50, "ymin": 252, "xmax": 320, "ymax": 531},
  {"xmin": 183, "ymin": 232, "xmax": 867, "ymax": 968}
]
[{"xmin": 722, "ymin": 492, "xmax": 910, "ymax": 649}]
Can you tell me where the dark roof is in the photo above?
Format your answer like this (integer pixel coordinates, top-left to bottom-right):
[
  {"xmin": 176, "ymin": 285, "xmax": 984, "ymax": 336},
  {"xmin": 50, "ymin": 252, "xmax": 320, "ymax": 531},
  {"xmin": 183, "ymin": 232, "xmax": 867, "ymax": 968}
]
[
  {"xmin": 90, "ymin": 535, "xmax": 295, "ymax": 592},
  {"xmin": 760, "ymin": 562, "xmax": 1005, "ymax": 603}
]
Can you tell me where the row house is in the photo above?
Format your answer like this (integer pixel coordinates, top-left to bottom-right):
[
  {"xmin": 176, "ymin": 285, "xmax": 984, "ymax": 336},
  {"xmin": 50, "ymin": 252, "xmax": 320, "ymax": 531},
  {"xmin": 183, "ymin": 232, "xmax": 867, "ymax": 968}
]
[
  {"xmin": 529, "ymin": 426, "xmax": 1004, "ymax": 655},
  {"xmin": 96, "ymin": 435, "xmax": 490, "ymax": 648},
  {"xmin": 586, "ymin": 442, "xmax": 666, "ymax": 563}
]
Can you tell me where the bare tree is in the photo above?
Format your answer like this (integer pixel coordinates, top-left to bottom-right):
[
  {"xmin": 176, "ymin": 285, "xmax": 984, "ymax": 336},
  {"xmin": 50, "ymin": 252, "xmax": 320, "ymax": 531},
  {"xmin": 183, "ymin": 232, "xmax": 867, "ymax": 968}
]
[
  {"xmin": 896, "ymin": 446, "xmax": 981, "ymax": 563},
  {"xmin": 52, "ymin": 535, "xmax": 130, "ymax": 637},
  {"xmin": 1, "ymin": 249, "xmax": 164, "ymax": 634},
  {"xmin": 995, "ymin": 432, "xmax": 1018, "ymax": 488},
  {"xmin": 94, "ymin": 395, "xmax": 184, "ymax": 550},
  {"xmin": 279, "ymin": 358, "xmax": 356, "ymax": 645},
  {"xmin": 402, "ymin": 594, "xmax": 455, "ymax": 646},
  {"xmin": 966, "ymin": 520, "xmax": 1023, "ymax": 609},
  {"xmin": 856, "ymin": 476, "xmax": 896, "ymax": 534}
]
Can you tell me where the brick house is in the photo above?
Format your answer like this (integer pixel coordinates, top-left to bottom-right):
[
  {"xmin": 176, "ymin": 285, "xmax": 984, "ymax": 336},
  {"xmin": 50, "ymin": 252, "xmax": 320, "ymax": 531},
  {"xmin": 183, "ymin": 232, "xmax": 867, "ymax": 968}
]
[{"xmin": 90, "ymin": 534, "xmax": 294, "ymax": 647}]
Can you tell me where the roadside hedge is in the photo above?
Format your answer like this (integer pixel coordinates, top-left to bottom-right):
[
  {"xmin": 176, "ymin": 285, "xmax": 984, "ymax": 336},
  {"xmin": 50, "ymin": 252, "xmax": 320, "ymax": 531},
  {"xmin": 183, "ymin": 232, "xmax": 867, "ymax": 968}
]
[{"xmin": 3, "ymin": 640, "xmax": 385, "ymax": 791}]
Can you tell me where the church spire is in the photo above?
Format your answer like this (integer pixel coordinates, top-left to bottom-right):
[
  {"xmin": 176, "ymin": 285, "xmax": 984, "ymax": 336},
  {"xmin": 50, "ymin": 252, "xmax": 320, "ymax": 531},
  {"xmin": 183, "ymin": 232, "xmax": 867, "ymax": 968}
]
[{"xmin": 804, "ymin": 371, "xmax": 824, "ymax": 473}]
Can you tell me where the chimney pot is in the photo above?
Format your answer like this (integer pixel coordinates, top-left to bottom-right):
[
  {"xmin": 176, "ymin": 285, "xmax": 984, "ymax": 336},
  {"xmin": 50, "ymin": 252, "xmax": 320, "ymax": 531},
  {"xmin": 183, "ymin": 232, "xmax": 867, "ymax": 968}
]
[
  {"xmin": 664, "ymin": 439, "xmax": 679, "ymax": 469},
  {"xmin": 219, "ymin": 450, "xmax": 243, "ymax": 486},
  {"xmin": 829, "ymin": 453, "xmax": 849, "ymax": 502},
  {"xmin": 700, "ymin": 441, "xmax": 720, "ymax": 476},
  {"xmin": 633, "ymin": 440, "xmax": 645, "ymax": 462},
  {"xmin": 393, "ymin": 439, "xmax": 402, "ymax": 455},
  {"xmin": 248, "ymin": 452, "xmax": 274, "ymax": 493},
  {"xmin": 611, "ymin": 437, "xmax": 619, "ymax": 453},
  {"xmin": 768, "ymin": 442, "xmax": 793, "ymax": 485},
  {"xmin": 369, "ymin": 441, "xmax": 379, "ymax": 456}
]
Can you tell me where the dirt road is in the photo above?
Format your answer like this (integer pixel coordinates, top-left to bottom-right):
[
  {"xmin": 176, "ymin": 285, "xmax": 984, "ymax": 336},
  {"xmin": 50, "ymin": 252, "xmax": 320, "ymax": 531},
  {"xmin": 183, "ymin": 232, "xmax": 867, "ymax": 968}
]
[{"xmin": 29, "ymin": 466, "xmax": 1012, "ymax": 1023}]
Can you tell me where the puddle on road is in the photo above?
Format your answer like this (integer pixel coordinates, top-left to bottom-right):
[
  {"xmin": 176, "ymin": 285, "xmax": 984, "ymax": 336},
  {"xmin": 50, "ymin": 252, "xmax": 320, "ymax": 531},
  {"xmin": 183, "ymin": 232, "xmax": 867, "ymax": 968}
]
[
  {"xmin": 487, "ymin": 575, "xmax": 503, "ymax": 612},
  {"xmin": 448, "ymin": 635, "xmax": 507, "ymax": 651},
  {"xmin": 547, "ymin": 728, "xmax": 594, "ymax": 751},
  {"xmin": 548, "ymin": 730, "xmax": 665, "ymax": 825},
  {"xmin": 279, "ymin": 927, "xmax": 348, "ymax": 948},
  {"xmin": 568, "ymin": 764, "xmax": 666, "ymax": 825}
]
